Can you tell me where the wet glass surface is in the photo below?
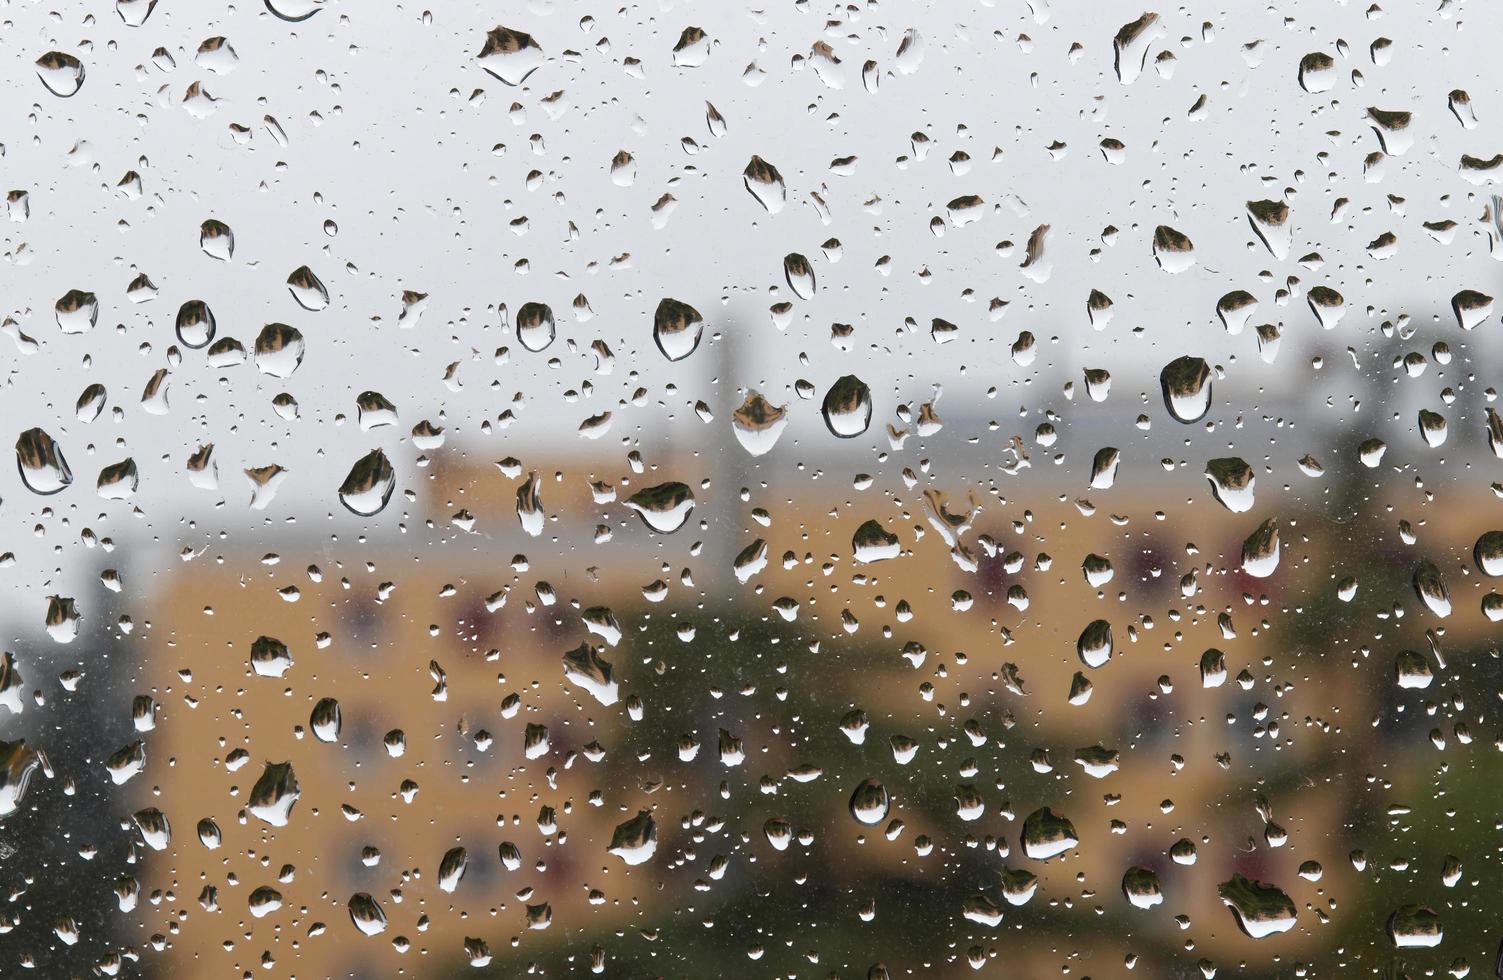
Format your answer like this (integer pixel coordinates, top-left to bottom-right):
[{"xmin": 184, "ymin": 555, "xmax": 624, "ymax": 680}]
[{"xmin": 2, "ymin": 2, "xmax": 1503, "ymax": 978}]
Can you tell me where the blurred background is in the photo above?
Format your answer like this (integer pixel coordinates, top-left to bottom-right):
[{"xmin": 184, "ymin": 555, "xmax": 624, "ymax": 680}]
[{"xmin": 2, "ymin": 0, "xmax": 1502, "ymax": 978}]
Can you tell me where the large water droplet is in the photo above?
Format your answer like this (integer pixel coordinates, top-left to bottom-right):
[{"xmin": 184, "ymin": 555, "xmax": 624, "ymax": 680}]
[
  {"xmin": 348, "ymin": 893, "xmax": 387, "ymax": 936},
  {"xmin": 731, "ymin": 392, "xmax": 787, "ymax": 456},
  {"xmin": 1121, "ymin": 867, "xmax": 1163, "ymax": 909},
  {"xmin": 1205, "ymin": 457, "xmax": 1255, "ymax": 512},
  {"xmin": 1077, "ymin": 619, "xmax": 1113, "ymax": 669},
  {"xmin": 1240, "ymin": 518, "xmax": 1280, "ymax": 578},
  {"xmin": 287, "ymin": 266, "xmax": 329, "ymax": 311},
  {"xmin": 16, "ymin": 428, "xmax": 72, "ymax": 494},
  {"xmin": 338, "ymin": 449, "xmax": 395, "ymax": 516},
  {"xmin": 653, "ymin": 298, "xmax": 703, "ymax": 361},
  {"xmin": 608, "ymin": 810, "xmax": 657, "ymax": 865},
  {"xmin": 743, "ymin": 156, "xmax": 786, "ymax": 214},
  {"xmin": 624, "ymin": 482, "xmax": 695, "ymax": 533},
  {"xmin": 852, "ymin": 520, "xmax": 901, "ymax": 563},
  {"xmin": 175, "ymin": 300, "xmax": 216, "ymax": 349},
  {"xmin": 246, "ymin": 760, "xmax": 300, "ymax": 827},
  {"xmin": 848, "ymin": 778, "xmax": 890, "ymax": 825},
  {"xmin": 36, "ymin": 52, "xmax": 85, "ymax": 97},
  {"xmin": 822, "ymin": 375, "xmax": 873, "ymax": 438},
  {"xmin": 254, "ymin": 324, "xmax": 305, "ymax": 378},
  {"xmin": 1160, "ymin": 356, "xmax": 1211, "ymax": 422},
  {"xmin": 478, "ymin": 26, "xmax": 544, "ymax": 86},
  {"xmin": 1218, "ymin": 875, "xmax": 1296, "ymax": 939},
  {"xmin": 1113, "ymin": 13, "xmax": 1163, "ymax": 85},
  {"xmin": 1020, "ymin": 807, "xmax": 1078, "ymax": 860},
  {"xmin": 562, "ymin": 642, "xmax": 618, "ymax": 705},
  {"xmin": 516, "ymin": 302, "xmax": 556, "ymax": 352}
]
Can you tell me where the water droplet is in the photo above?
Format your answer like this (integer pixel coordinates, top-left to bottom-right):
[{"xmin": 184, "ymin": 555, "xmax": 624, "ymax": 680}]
[
  {"xmin": 132, "ymin": 808, "xmax": 172, "ymax": 851},
  {"xmin": 36, "ymin": 52, "xmax": 85, "ymax": 97},
  {"xmin": 16, "ymin": 428, "xmax": 72, "ymax": 494},
  {"xmin": 348, "ymin": 893, "xmax": 387, "ymax": 936},
  {"xmin": 515, "ymin": 302, "xmax": 556, "ymax": 352},
  {"xmin": 608, "ymin": 810, "xmax": 657, "ymax": 865},
  {"xmin": 286, "ymin": 266, "xmax": 329, "ymax": 311},
  {"xmin": 652, "ymin": 298, "xmax": 703, "ymax": 361},
  {"xmin": 1451, "ymin": 289, "xmax": 1492, "ymax": 330},
  {"xmin": 1308, "ymin": 285, "xmax": 1346, "ymax": 329},
  {"xmin": 1122, "ymin": 867, "xmax": 1163, "ymax": 909},
  {"xmin": 247, "ymin": 760, "xmax": 300, "ymax": 826},
  {"xmin": 1299, "ymin": 51, "xmax": 1336, "ymax": 93},
  {"xmin": 0, "ymin": 738, "xmax": 41, "ymax": 817},
  {"xmin": 849, "ymin": 778, "xmax": 890, "ymax": 825},
  {"xmin": 1205, "ymin": 457, "xmax": 1254, "ymax": 512},
  {"xmin": 1412, "ymin": 561, "xmax": 1451, "ymax": 617},
  {"xmin": 1218, "ymin": 875, "xmax": 1296, "ymax": 939},
  {"xmin": 338, "ymin": 449, "xmax": 395, "ymax": 516},
  {"xmin": 1160, "ymin": 356, "xmax": 1212, "ymax": 423},
  {"xmin": 116, "ymin": 0, "xmax": 157, "ymax": 27},
  {"xmin": 310, "ymin": 697, "xmax": 341, "ymax": 742},
  {"xmin": 1113, "ymin": 13, "xmax": 1163, "ymax": 85},
  {"xmin": 852, "ymin": 520, "xmax": 901, "ymax": 563},
  {"xmin": 476, "ymin": 25, "xmax": 544, "ymax": 87},
  {"xmin": 1020, "ymin": 807, "xmax": 1078, "ymax": 860},
  {"xmin": 822, "ymin": 375, "xmax": 873, "ymax": 438},
  {"xmin": 1240, "ymin": 518, "xmax": 1280, "ymax": 578},
  {"xmin": 624, "ymin": 482, "xmax": 695, "ymax": 533},
  {"xmin": 783, "ymin": 253, "xmax": 816, "ymax": 299},
  {"xmin": 175, "ymin": 300, "xmax": 216, "ymax": 349},
  {"xmin": 1089, "ymin": 446, "xmax": 1120, "ymax": 489},
  {"xmin": 265, "ymin": 0, "xmax": 324, "ymax": 21},
  {"xmin": 1387, "ymin": 905, "xmax": 1442, "ymax": 948},
  {"xmin": 1246, "ymin": 199, "xmax": 1291, "ymax": 259},
  {"xmin": 517, "ymin": 472, "xmax": 544, "ymax": 536},
  {"xmin": 743, "ymin": 156, "xmax": 786, "ymax": 214},
  {"xmin": 672, "ymin": 27, "xmax": 712, "ymax": 68},
  {"xmin": 1152, "ymin": 225, "xmax": 1195, "ymax": 273},
  {"xmin": 200, "ymin": 219, "xmax": 234, "ymax": 261},
  {"xmin": 254, "ymin": 324, "xmax": 306, "ymax": 378},
  {"xmin": 1077, "ymin": 620, "xmax": 1113, "ymax": 668},
  {"xmin": 731, "ymin": 392, "xmax": 788, "ymax": 456},
  {"xmin": 437, "ymin": 846, "xmax": 468, "ymax": 893},
  {"xmin": 561, "ymin": 642, "xmax": 618, "ymax": 706},
  {"xmin": 56, "ymin": 289, "xmax": 98, "ymax": 334}
]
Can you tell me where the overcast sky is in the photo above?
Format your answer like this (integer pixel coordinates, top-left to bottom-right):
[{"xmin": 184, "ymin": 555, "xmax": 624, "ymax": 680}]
[{"xmin": 1, "ymin": 0, "xmax": 1499, "ymax": 624}]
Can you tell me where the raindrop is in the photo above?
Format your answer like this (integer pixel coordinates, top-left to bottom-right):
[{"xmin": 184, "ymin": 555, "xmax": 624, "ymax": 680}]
[
  {"xmin": 338, "ymin": 449, "xmax": 395, "ymax": 516},
  {"xmin": 477, "ymin": 26, "xmax": 543, "ymax": 86},
  {"xmin": 1218, "ymin": 875, "xmax": 1297, "ymax": 939},
  {"xmin": 348, "ymin": 893, "xmax": 387, "ymax": 936},
  {"xmin": 1020, "ymin": 807, "xmax": 1078, "ymax": 860},
  {"xmin": 743, "ymin": 156, "xmax": 786, "ymax": 214},
  {"xmin": 265, "ymin": 0, "xmax": 324, "ymax": 21},
  {"xmin": 1240, "ymin": 518, "xmax": 1280, "ymax": 578},
  {"xmin": 624, "ymin": 482, "xmax": 695, "ymax": 533},
  {"xmin": 1205, "ymin": 457, "xmax": 1255, "ymax": 513},
  {"xmin": 176, "ymin": 301, "xmax": 216, "ymax": 349},
  {"xmin": 783, "ymin": 253, "xmax": 816, "ymax": 299},
  {"xmin": 36, "ymin": 52, "xmax": 85, "ymax": 97},
  {"xmin": 1122, "ymin": 867, "xmax": 1163, "ymax": 909},
  {"xmin": 1160, "ymin": 356, "xmax": 1212, "ymax": 423},
  {"xmin": 246, "ymin": 760, "xmax": 300, "ymax": 827},
  {"xmin": 516, "ymin": 302, "xmax": 556, "ymax": 352},
  {"xmin": 822, "ymin": 375, "xmax": 873, "ymax": 438},
  {"xmin": 286, "ymin": 266, "xmax": 329, "ymax": 311},
  {"xmin": 652, "ymin": 298, "xmax": 703, "ymax": 361},
  {"xmin": 731, "ymin": 392, "xmax": 788, "ymax": 456},
  {"xmin": 16, "ymin": 428, "xmax": 72, "ymax": 494},
  {"xmin": 608, "ymin": 811, "xmax": 658, "ymax": 865}
]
